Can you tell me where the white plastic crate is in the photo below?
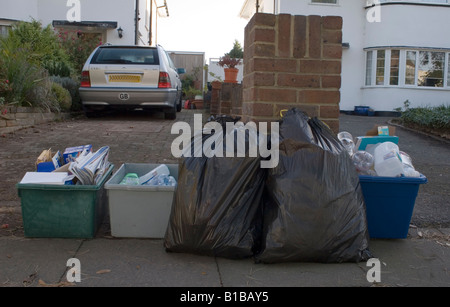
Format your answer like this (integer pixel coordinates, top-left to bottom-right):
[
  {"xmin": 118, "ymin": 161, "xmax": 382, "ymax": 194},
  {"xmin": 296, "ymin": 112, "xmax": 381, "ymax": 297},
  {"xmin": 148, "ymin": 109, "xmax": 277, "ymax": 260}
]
[{"xmin": 105, "ymin": 163, "xmax": 178, "ymax": 238}]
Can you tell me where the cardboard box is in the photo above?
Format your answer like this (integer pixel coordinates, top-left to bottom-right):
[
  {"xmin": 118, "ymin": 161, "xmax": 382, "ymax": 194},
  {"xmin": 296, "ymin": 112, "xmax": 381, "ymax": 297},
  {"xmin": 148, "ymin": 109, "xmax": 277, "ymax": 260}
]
[
  {"xmin": 356, "ymin": 136, "xmax": 399, "ymax": 151},
  {"xmin": 63, "ymin": 145, "xmax": 92, "ymax": 164},
  {"xmin": 366, "ymin": 125, "xmax": 396, "ymax": 137},
  {"xmin": 36, "ymin": 150, "xmax": 63, "ymax": 172}
]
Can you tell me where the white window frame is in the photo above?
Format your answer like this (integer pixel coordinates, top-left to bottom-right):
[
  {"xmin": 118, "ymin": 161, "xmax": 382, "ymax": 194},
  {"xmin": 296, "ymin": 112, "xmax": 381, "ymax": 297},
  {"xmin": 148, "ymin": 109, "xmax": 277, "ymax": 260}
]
[{"xmin": 365, "ymin": 48, "xmax": 450, "ymax": 89}]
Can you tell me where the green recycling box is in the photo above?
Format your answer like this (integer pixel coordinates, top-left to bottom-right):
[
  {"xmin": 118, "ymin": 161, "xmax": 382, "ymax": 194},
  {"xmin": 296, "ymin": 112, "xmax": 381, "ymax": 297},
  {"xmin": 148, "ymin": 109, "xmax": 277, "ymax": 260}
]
[
  {"xmin": 17, "ymin": 165, "xmax": 114, "ymax": 238},
  {"xmin": 105, "ymin": 163, "xmax": 178, "ymax": 239}
]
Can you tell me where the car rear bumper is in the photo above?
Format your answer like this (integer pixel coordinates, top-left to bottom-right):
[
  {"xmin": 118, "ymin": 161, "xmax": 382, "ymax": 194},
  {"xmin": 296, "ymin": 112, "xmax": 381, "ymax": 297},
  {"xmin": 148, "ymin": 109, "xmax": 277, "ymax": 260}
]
[{"xmin": 79, "ymin": 87, "xmax": 178, "ymax": 108}]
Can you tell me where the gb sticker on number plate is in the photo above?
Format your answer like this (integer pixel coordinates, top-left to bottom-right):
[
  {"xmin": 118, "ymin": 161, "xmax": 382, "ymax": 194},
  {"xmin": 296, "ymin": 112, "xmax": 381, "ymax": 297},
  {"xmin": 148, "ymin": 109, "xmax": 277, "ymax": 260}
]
[{"xmin": 119, "ymin": 93, "xmax": 130, "ymax": 100}]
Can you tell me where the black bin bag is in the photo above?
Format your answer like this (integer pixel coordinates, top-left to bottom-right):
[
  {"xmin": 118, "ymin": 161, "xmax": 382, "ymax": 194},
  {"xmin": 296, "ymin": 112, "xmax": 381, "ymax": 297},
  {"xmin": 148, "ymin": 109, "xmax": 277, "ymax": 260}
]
[
  {"xmin": 256, "ymin": 108, "xmax": 372, "ymax": 264},
  {"xmin": 164, "ymin": 116, "xmax": 266, "ymax": 259}
]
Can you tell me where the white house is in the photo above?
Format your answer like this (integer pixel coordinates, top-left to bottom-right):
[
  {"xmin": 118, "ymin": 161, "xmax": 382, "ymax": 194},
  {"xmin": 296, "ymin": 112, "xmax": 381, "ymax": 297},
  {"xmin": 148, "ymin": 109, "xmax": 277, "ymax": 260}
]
[
  {"xmin": 0, "ymin": 0, "xmax": 169, "ymax": 46},
  {"xmin": 240, "ymin": 0, "xmax": 450, "ymax": 113}
]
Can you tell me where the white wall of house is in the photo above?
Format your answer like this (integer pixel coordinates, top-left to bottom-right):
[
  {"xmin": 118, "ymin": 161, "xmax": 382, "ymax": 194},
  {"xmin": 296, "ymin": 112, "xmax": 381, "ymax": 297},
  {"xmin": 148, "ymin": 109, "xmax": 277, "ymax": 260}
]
[
  {"xmin": 363, "ymin": 3, "xmax": 450, "ymax": 111},
  {"xmin": 365, "ymin": 4, "xmax": 450, "ymax": 49},
  {"xmin": 241, "ymin": 0, "xmax": 450, "ymax": 112},
  {"xmin": 0, "ymin": 0, "xmax": 151, "ymax": 46},
  {"xmin": 36, "ymin": 0, "xmax": 138, "ymax": 45}
]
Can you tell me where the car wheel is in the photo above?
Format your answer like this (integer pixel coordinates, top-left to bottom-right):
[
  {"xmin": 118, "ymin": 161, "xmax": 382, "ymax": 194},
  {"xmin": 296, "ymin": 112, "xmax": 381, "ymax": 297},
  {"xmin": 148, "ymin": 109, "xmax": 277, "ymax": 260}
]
[
  {"xmin": 83, "ymin": 106, "xmax": 100, "ymax": 118},
  {"xmin": 164, "ymin": 105, "xmax": 177, "ymax": 120},
  {"xmin": 176, "ymin": 98, "xmax": 182, "ymax": 112}
]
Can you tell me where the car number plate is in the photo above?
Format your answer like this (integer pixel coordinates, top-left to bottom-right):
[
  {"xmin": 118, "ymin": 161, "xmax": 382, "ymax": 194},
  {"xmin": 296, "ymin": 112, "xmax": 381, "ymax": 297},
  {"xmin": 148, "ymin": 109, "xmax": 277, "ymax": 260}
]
[{"xmin": 109, "ymin": 75, "xmax": 141, "ymax": 83}]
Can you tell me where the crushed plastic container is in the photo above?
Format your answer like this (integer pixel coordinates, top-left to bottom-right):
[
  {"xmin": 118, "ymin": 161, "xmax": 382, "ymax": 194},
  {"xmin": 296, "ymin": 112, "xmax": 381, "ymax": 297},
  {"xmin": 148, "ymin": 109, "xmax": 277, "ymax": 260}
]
[
  {"xmin": 359, "ymin": 174, "xmax": 428, "ymax": 239},
  {"xmin": 17, "ymin": 165, "xmax": 114, "ymax": 238},
  {"xmin": 373, "ymin": 142, "xmax": 404, "ymax": 177},
  {"xmin": 105, "ymin": 163, "xmax": 178, "ymax": 238}
]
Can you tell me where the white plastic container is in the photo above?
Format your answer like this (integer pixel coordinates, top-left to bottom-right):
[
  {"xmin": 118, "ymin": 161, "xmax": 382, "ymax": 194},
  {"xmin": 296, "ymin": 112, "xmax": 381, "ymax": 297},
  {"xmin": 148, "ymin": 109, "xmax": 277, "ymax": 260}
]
[
  {"xmin": 374, "ymin": 142, "xmax": 404, "ymax": 177},
  {"xmin": 105, "ymin": 163, "xmax": 178, "ymax": 238}
]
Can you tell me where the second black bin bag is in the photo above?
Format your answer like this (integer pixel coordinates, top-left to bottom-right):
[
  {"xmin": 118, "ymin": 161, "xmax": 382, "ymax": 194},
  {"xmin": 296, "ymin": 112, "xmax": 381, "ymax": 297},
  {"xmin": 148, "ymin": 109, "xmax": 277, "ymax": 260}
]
[
  {"xmin": 164, "ymin": 116, "xmax": 266, "ymax": 259},
  {"xmin": 256, "ymin": 109, "xmax": 372, "ymax": 264}
]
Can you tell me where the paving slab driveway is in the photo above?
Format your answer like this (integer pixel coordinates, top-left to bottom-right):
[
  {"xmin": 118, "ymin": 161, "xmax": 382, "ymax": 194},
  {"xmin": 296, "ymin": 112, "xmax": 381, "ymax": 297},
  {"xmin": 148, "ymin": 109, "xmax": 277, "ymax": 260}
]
[{"xmin": 0, "ymin": 109, "xmax": 207, "ymax": 237}]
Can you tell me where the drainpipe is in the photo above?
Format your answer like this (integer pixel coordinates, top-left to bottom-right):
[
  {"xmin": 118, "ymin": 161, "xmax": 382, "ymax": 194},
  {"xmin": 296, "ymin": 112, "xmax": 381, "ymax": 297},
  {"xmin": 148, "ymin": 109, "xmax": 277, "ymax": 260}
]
[
  {"xmin": 135, "ymin": 0, "xmax": 140, "ymax": 45},
  {"xmin": 149, "ymin": 0, "xmax": 153, "ymax": 45},
  {"xmin": 256, "ymin": 0, "xmax": 260, "ymax": 13}
]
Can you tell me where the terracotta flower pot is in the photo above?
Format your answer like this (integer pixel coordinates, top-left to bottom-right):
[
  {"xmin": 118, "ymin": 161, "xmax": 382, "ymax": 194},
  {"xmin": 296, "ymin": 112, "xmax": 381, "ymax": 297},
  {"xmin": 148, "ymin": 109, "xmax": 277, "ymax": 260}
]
[
  {"xmin": 211, "ymin": 80, "xmax": 222, "ymax": 90},
  {"xmin": 224, "ymin": 68, "xmax": 239, "ymax": 84},
  {"xmin": 193, "ymin": 100, "xmax": 204, "ymax": 109}
]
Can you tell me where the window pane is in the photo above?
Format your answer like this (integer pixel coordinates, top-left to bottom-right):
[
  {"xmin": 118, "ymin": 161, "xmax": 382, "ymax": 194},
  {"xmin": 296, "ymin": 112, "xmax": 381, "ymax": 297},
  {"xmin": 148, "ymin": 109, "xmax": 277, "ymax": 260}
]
[
  {"xmin": 418, "ymin": 51, "xmax": 444, "ymax": 87},
  {"xmin": 448, "ymin": 53, "xmax": 450, "ymax": 87},
  {"xmin": 376, "ymin": 50, "xmax": 385, "ymax": 85},
  {"xmin": 365, "ymin": 51, "xmax": 373, "ymax": 86},
  {"xmin": 405, "ymin": 51, "xmax": 416, "ymax": 85},
  {"xmin": 91, "ymin": 47, "xmax": 160, "ymax": 65},
  {"xmin": 390, "ymin": 50, "xmax": 400, "ymax": 85}
]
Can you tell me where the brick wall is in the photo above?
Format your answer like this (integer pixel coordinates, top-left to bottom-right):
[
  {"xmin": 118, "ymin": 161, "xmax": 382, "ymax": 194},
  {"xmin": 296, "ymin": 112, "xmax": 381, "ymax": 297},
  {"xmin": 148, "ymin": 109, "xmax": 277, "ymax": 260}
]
[
  {"xmin": 210, "ymin": 82, "xmax": 243, "ymax": 119},
  {"xmin": 242, "ymin": 13, "xmax": 343, "ymax": 133},
  {"xmin": 0, "ymin": 107, "xmax": 71, "ymax": 135}
]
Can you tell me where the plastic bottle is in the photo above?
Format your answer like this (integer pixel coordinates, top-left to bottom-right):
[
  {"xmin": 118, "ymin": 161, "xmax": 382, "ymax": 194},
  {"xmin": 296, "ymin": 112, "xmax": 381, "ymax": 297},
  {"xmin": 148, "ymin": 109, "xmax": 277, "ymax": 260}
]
[
  {"xmin": 144, "ymin": 174, "xmax": 177, "ymax": 186},
  {"xmin": 373, "ymin": 142, "xmax": 404, "ymax": 177},
  {"xmin": 400, "ymin": 151, "xmax": 421, "ymax": 178},
  {"xmin": 337, "ymin": 131, "xmax": 356, "ymax": 156},
  {"xmin": 120, "ymin": 173, "xmax": 140, "ymax": 185},
  {"xmin": 352, "ymin": 151, "xmax": 375, "ymax": 175},
  {"xmin": 139, "ymin": 164, "xmax": 170, "ymax": 185}
]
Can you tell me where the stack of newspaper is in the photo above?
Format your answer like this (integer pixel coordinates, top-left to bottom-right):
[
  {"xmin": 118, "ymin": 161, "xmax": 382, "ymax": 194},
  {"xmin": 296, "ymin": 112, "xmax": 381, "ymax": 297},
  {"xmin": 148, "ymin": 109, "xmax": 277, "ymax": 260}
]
[{"xmin": 69, "ymin": 146, "xmax": 111, "ymax": 185}]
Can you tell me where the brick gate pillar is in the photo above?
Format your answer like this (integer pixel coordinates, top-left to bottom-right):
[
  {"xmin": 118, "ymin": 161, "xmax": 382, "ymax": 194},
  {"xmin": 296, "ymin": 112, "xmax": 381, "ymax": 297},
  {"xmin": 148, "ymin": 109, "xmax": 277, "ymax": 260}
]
[{"xmin": 242, "ymin": 13, "xmax": 343, "ymax": 133}]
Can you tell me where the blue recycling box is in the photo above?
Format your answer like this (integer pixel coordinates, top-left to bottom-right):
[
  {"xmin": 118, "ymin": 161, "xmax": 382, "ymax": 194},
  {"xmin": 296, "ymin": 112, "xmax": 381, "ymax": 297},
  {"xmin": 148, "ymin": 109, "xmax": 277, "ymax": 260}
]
[{"xmin": 359, "ymin": 175, "xmax": 428, "ymax": 239}]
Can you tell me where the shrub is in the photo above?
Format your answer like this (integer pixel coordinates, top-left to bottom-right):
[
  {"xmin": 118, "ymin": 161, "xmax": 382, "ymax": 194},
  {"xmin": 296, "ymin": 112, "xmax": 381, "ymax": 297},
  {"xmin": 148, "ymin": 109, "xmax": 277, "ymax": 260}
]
[
  {"xmin": 401, "ymin": 105, "xmax": 450, "ymax": 131},
  {"xmin": 50, "ymin": 76, "xmax": 81, "ymax": 111},
  {"xmin": 57, "ymin": 30, "xmax": 103, "ymax": 76},
  {"xmin": 51, "ymin": 82, "xmax": 72, "ymax": 112},
  {"xmin": 3, "ymin": 20, "xmax": 74, "ymax": 77},
  {"xmin": 228, "ymin": 39, "xmax": 244, "ymax": 59}
]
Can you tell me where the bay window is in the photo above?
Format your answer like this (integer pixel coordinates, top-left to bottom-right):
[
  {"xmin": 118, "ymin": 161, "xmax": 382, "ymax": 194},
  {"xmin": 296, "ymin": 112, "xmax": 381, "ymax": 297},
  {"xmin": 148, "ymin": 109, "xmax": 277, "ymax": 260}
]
[
  {"xmin": 418, "ymin": 51, "xmax": 444, "ymax": 87},
  {"xmin": 365, "ymin": 48, "xmax": 450, "ymax": 89}
]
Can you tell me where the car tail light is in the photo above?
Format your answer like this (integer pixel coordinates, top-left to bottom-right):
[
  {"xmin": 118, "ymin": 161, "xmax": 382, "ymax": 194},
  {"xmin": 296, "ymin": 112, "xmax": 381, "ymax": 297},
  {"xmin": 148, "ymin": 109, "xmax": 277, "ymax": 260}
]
[
  {"xmin": 80, "ymin": 71, "xmax": 91, "ymax": 87},
  {"xmin": 158, "ymin": 72, "xmax": 172, "ymax": 88}
]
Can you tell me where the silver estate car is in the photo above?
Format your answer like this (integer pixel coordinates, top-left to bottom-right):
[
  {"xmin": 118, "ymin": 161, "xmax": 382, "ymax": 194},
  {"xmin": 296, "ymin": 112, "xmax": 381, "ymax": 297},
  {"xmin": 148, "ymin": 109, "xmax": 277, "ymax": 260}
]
[{"xmin": 79, "ymin": 44, "xmax": 185, "ymax": 120}]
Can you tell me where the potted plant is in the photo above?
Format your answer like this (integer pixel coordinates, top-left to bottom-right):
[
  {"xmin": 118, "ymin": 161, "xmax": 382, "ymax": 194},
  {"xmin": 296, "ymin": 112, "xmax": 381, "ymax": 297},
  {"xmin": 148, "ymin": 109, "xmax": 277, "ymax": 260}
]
[{"xmin": 218, "ymin": 54, "xmax": 241, "ymax": 84}]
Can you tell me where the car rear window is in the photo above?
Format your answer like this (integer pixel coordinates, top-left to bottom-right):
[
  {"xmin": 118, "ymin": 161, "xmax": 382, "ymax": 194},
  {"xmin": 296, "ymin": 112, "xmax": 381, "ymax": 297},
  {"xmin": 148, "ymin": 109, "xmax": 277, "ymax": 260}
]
[{"xmin": 91, "ymin": 47, "xmax": 160, "ymax": 65}]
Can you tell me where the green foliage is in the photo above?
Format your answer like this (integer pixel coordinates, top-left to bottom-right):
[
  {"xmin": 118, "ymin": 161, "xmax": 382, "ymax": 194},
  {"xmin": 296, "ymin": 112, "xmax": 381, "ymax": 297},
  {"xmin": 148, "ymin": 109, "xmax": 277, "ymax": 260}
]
[
  {"xmin": 3, "ymin": 20, "xmax": 74, "ymax": 77},
  {"xmin": 51, "ymin": 82, "xmax": 72, "ymax": 112},
  {"xmin": 228, "ymin": 39, "xmax": 244, "ymax": 59},
  {"xmin": 50, "ymin": 76, "xmax": 81, "ymax": 111},
  {"xmin": 57, "ymin": 30, "xmax": 103, "ymax": 77},
  {"xmin": 46, "ymin": 60, "xmax": 72, "ymax": 78},
  {"xmin": 0, "ymin": 20, "xmax": 84, "ymax": 113},
  {"xmin": 0, "ymin": 49, "xmax": 48, "ymax": 107},
  {"xmin": 401, "ymin": 104, "xmax": 450, "ymax": 131},
  {"xmin": 184, "ymin": 86, "xmax": 203, "ymax": 100},
  {"xmin": 182, "ymin": 74, "xmax": 195, "ymax": 93},
  {"xmin": 218, "ymin": 54, "xmax": 241, "ymax": 69}
]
